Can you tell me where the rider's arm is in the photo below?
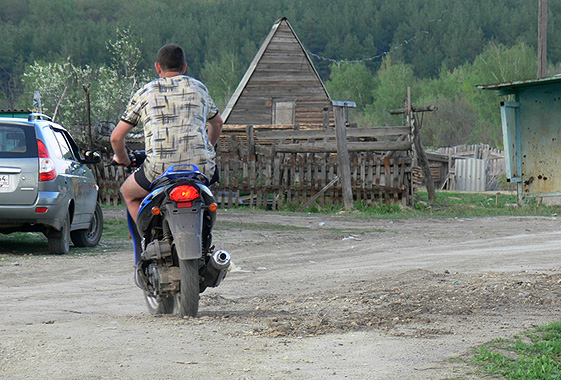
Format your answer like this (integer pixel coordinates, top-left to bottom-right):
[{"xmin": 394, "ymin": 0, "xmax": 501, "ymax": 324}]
[
  {"xmin": 207, "ymin": 113, "xmax": 223, "ymax": 147},
  {"xmin": 110, "ymin": 120, "xmax": 135, "ymax": 166}
]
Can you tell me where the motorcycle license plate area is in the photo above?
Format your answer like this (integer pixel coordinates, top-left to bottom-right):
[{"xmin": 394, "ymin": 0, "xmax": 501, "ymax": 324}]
[{"xmin": 163, "ymin": 203, "xmax": 203, "ymax": 260}]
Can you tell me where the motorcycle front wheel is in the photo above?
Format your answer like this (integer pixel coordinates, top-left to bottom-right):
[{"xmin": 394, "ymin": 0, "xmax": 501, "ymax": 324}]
[{"xmin": 179, "ymin": 259, "xmax": 199, "ymax": 317}]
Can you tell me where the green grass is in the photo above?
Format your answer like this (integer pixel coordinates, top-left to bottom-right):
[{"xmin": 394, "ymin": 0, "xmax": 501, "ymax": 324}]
[
  {"xmin": 473, "ymin": 322, "xmax": 561, "ymax": 379},
  {"xmin": 0, "ymin": 216, "xmax": 131, "ymax": 257},
  {"xmin": 286, "ymin": 191, "xmax": 561, "ymax": 218},
  {"xmin": 102, "ymin": 217, "xmax": 130, "ymax": 240}
]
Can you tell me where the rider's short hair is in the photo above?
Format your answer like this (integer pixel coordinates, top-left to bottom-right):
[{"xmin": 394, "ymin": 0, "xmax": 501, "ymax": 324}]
[{"xmin": 157, "ymin": 44, "xmax": 185, "ymax": 72}]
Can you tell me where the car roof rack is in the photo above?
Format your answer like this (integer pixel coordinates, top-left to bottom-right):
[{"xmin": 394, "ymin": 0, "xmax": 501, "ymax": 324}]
[{"xmin": 28, "ymin": 113, "xmax": 53, "ymax": 122}]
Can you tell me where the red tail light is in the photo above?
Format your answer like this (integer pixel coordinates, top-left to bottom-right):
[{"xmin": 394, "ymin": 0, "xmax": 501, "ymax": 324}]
[
  {"xmin": 37, "ymin": 139, "xmax": 56, "ymax": 181},
  {"xmin": 169, "ymin": 185, "xmax": 199, "ymax": 202}
]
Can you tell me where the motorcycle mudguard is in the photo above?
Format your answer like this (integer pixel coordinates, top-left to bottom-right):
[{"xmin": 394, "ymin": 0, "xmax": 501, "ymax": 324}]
[{"xmin": 163, "ymin": 203, "xmax": 203, "ymax": 260}]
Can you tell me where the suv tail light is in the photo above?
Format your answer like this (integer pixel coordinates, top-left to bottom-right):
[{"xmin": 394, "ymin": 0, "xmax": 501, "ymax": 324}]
[
  {"xmin": 37, "ymin": 139, "xmax": 56, "ymax": 181},
  {"xmin": 169, "ymin": 185, "xmax": 199, "ymax": 202}
]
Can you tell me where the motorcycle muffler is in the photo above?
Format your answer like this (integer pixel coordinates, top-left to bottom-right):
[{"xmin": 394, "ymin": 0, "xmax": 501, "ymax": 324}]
[
  {"xmin": 201, "ymin": 249, "xmax": 231, "ymax": 288},
  {"xmin": 210, "ymin": 250, "xmax": 231, "ymax": 269}
]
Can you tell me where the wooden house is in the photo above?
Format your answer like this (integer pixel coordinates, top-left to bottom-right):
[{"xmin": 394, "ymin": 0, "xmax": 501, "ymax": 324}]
[{"xmin": 222, "ymin": 17, "xmax": 333, "ymax": 128}]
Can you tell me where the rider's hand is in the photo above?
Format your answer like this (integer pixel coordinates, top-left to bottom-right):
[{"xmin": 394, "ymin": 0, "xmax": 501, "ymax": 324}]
[{"xmin": 112, "ymin": 153, "xmax": 131, "ymax": 167}]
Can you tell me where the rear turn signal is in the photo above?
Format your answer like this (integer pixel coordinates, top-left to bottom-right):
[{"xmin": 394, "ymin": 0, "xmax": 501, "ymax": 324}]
[
  {"xmin": 209, "ymin": 203, "xmax": 218, "ymax": 212},
  {"xmin": 169, "ymin": 185, "xmax": 199, "ymax": 202},
  {"xmin": 37, "ymin": 139, "xmax": 55, "ymax": 181}
]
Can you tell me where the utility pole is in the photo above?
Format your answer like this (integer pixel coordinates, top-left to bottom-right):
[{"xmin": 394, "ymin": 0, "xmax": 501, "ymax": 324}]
[
  {"xmin": 390, "ymin": 88, "xmax": 436, "ymax": 201},
  {"xmin": 538, "ymin": 0, "xmax": 547, "ymax": 78}
]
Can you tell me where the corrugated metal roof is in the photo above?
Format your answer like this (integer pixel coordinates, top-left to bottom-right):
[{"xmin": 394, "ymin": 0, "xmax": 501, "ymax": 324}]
[{"xmin": 477, "ymin": 75, "xmax": 561, "ymax": 95}]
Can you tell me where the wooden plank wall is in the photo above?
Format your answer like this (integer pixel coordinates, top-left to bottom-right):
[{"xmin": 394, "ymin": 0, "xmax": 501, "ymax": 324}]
[
  {"xmin": 225, "ymin": 20, "xmax": 333, "ymax": 127},
  {"xmin": 95, "ymin": 125, "xmax": 414, "ymax": 209}
]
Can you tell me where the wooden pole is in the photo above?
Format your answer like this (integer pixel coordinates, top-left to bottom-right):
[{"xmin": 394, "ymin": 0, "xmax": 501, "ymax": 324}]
[
  {"xmin": 408, "ymin": 87, "xmax": 436, "ymax": 200},
  {"xmin": 83, "ymin": 84, "xmax": 92, "ymax": 150},
  {"xmin": 538, "ymin": 0, "xmax": 548, "ymax": 78},
  {"xmin": 334, "ymin": 106, "xmax": 353, "ymax": 210},
  {"xmin": 246, "ymin": 125, "xmax": 255, "ymax": 158},
  {"xmin": 297, "ymin": 176, "xmax": 339, "ymax": 212}
]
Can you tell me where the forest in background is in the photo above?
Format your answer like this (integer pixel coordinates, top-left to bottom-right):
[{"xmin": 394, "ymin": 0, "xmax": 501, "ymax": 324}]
[{"xmin": 0, "ymin": 0, "xmax": 559, "ymax": 148}]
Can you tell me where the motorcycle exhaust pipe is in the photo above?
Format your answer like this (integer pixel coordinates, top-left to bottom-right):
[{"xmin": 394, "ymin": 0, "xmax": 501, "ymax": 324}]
[
  {"xmin": 201, "ymin": 250, "xmax": 231, "ymax": 288},
  {"xmin": 211, "ymin": 249, "xmax": 231, "ymax": 270}
]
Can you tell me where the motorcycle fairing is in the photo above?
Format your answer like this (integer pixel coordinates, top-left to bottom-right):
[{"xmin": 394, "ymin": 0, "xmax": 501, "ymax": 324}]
[{"xmin": 136, "ymin": 183, "xmax": 172, "ymax": 234}]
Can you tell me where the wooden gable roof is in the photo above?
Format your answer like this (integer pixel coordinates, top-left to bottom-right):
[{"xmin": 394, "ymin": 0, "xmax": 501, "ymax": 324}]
[{"xmin": 222, "ymin": 17, "xmax": 332, "ymax": 126}]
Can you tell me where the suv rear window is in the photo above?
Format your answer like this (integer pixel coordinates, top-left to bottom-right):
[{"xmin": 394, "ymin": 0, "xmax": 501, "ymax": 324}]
[{"xmin": 0, "ymin": 124, "xmax": 38, "ymax": 158}]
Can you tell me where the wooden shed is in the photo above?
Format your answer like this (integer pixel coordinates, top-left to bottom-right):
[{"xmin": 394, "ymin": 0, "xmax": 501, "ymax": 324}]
[{"xmin": 222, "ymin": 17, "xmax": 333, "ymax": 127}]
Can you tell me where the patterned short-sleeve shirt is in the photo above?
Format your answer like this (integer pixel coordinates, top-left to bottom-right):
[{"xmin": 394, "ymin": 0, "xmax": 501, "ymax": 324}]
[{"xmin": 121, "ymin": 75, "xmax": 219, "ymax": 182}]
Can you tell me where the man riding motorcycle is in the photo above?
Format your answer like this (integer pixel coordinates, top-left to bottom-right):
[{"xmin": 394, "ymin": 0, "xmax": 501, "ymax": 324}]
[
  {"xmin": 110, "ymin": 44, "xmax": 227, "ymax": 318},
  {"xmin": 111, "ymin": 43, "xmax": 223, "ymax": 222}
]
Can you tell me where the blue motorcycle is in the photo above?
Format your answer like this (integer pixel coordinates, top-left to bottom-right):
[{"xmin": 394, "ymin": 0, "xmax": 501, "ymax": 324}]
[{"xmin": 119, "ymin": 151, "xmax": 230, "ymax": 317}]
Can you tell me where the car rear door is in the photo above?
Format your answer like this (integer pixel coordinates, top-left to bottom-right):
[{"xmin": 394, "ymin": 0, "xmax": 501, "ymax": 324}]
[
  {"xmin": 48, "ymin": 126, "xmax": 97, "ymax": 224},
  {"xmin": 0, "ymin": 123, "xmax": 39, "ymax": 205}
]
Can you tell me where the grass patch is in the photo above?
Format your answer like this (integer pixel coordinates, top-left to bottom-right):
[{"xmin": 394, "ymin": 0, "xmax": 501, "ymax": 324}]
[
  {"xmin": 0, "ymin": 232, "xmax": 49, "ymax": 256},
  {"xmin": 102, "ymin": 218, "xmax": 130, "ymax": 240},
  {"xmin": 0, "ymin": 217, "xmax": 131, "ymax": 257},
  {"xmin": 473, "ymin": 322, "xmax": 561, "ymax": 379},
  {"xmin": 280, "ymin": 191, "xmax": 561, "ymax": 219}
]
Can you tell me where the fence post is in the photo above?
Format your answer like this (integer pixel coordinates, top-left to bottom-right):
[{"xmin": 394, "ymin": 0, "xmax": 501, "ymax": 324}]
[
  {"xmin": 334, "ymin": 105, "xmax": 353, "ymax": 210},
  {"xmin": 246, "ymin": 125, "xmax": 255, "ymax": 159}
]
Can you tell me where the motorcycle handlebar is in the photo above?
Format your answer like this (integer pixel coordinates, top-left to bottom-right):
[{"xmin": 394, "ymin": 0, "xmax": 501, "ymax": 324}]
[{"xmin": 107, "ymin": 150, "xmax": 146, "ymax": 169}]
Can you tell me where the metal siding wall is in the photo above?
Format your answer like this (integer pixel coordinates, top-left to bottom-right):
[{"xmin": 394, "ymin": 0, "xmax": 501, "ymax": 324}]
[{"xmin": 456, "ymin": 159, "xmax": 487, "ymax": 192}]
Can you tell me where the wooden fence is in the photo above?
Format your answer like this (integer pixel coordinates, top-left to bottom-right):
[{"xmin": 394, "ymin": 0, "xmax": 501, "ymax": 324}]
[
  {"xmin": 95, "ymin": 124, "xmax": 414, "ymax": 209},
  {"xmin": 213, "ymin": 152, "xmax": 412, "ymax": 209},
  {"xmin": 425, "ymin": 144, "xmax": 506, "ymax": 190}
]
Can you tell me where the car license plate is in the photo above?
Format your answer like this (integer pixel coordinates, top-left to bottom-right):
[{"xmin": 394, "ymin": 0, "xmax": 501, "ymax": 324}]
[{"xmin": 0, "ymin": 174, "xmax": 9, "ymax": 188}]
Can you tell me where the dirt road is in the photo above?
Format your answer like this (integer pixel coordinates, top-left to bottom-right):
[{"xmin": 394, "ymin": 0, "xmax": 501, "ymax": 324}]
[{"xmin": 2, "ymin": 209, "xmax": 561, "ymax": 379}]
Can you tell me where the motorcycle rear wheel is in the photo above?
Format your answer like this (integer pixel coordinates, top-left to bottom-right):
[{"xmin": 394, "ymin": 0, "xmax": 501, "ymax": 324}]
[
  {"xmin": 144, "ymin": 292, "xmax": 176, "ymax": 315},
  {"xmin": 179, "ymin": 259, "xmax": 199, "ymax": 317}
]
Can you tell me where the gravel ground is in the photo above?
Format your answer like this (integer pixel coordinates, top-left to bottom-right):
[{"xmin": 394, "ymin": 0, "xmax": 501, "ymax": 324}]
[{"xmin": 1, "ymin": 209, "xmax": 561, "ymax": 379}]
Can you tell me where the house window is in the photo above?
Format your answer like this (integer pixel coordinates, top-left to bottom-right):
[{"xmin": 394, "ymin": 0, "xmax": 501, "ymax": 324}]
[{"xmin": 272, "ymin": 99, "xmax": 295, "ymax": 125}]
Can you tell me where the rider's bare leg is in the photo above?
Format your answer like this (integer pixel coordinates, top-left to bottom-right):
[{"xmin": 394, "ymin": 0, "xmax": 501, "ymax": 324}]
[{"xmin": 120, "ymin": 175, "xmax": 149, "ymax": 223}]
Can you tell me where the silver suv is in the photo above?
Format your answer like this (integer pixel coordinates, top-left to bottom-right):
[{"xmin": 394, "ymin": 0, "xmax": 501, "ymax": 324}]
[{"xmin": 0, "ymin": 113, "xmax": 102, "ymax": 254}]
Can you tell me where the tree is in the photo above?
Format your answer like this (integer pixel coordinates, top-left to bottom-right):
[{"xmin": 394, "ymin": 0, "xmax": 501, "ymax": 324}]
[
  {"xmin": 463, "ymin": 41, "xmax": 537, "ymax": 146},
  {"xmin": 364, "ymin": 56, "xmax": 416, "ymax": 126},
  {"xmin": 201, "ymin": 52, "xmax": 244, "ymax": 110},
  {"xmin": 22, "ymin": 28, "xmax": 150, "ymax": 145},
  {"xmin": 419, "ymin": 96, "xmax": 478, "ymax": 147},
  {"xmin": 325, "ymin": 62, "xmax": 376, "ymax": 109}
]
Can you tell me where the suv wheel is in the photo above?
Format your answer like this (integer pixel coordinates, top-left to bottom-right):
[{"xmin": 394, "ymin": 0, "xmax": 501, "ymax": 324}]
[
  {"xmin": 47, "ymin": 212, "xmax": 70, "ymax": 255},
  {"xmin": 71, "ymin": 202, "xmax": 103, "ymax": 247}
]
